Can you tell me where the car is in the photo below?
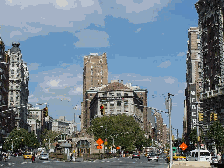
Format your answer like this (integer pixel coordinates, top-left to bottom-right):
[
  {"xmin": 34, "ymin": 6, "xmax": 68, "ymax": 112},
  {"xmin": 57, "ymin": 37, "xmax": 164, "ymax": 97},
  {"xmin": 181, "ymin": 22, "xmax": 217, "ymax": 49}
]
[
  {"xmin": 39, "ymin": 153, "xmax": 49, "ymax": 160},
  {"xmin": 147, "ymin": 153, "xmax": 159, "ymax": 162},
  {"xmin": 132, "ymin": 153, "xmax": 140, "ymax": 159},
  {"xmin": 23, "ymin": 152, "xmax": 32, "ymax": 159},
  {"xmin": 166, "ymin": 153, "xmax": 186, "ymax": 162}
]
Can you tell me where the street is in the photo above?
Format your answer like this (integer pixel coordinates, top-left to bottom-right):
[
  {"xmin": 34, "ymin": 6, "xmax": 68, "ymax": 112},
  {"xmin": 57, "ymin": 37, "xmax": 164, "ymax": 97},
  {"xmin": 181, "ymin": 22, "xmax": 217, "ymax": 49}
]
[{"xmin": 1, "ymin": 154, "xmax": 168, "ymax": 168}]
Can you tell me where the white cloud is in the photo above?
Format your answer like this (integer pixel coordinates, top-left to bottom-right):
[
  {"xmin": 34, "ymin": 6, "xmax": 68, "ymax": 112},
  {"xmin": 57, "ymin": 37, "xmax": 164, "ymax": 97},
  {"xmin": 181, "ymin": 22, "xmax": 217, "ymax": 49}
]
[
  {"xmin": 0, "ymin": 0, "xmax": 173, "ymax": 45},
  {"xmin": 56, "ymin": 0, "xmax": 69, "ymax": 7},
  {"xmin": 157, "ymin": 60, "xmax": 171, "ymax": 68},
  {"xmin": 10, "ymin": 30, "xmax": 22, "ymax": 38},
  {"xmin": 135, "ymin": 28, "xmax": 141, "ymax": 33},
  {"xmin": 74, "ymin": 29, "xmax": 110, "ymax": 47},
  {"xmin": 178, "ymin": 90, "xmax": 184, "ymax": 93},
  {"xmin": 177, "ymin": 52, "xmax": 185, "ymax": 57},
  {"xmin": 164, "ymin": 77, "xmax": 175, "ymax": 84}
]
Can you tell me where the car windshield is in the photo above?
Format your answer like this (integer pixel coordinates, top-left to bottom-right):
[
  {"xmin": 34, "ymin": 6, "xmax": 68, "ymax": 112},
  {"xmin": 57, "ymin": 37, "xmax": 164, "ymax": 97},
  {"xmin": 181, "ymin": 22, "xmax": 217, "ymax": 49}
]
[
  {"xmin": 150, "ymin": 154, "xmax": 156, "ymax": 156},
  {"xmin": 41, "ymin": 154, "xmax": 48, "ymax": 156},
  {"xmin": 133, "ymin": 153, "xmax": 138, "ymax": 155},
  {"xmin": 25, "ymin": 153, "xmax": 31, "ymax": 155}
]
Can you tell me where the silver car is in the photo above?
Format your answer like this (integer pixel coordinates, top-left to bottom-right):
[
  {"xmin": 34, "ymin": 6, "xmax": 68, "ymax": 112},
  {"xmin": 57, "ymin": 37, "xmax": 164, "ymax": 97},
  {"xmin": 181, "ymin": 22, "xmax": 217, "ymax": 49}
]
[
  {"xmin": 39, "ymin": 153, "xmax": 49, "ymax": 160},
  {"xmin": 148, "ymin": 153, "xmax": 159, "ymax": 162}
]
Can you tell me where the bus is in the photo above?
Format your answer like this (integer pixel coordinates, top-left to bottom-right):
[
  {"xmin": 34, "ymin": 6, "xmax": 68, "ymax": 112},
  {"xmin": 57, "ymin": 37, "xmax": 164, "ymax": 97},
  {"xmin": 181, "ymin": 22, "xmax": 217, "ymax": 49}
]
[{"xmin": 188, "ymin": 149, "xmax": 211, "ymax": 162}]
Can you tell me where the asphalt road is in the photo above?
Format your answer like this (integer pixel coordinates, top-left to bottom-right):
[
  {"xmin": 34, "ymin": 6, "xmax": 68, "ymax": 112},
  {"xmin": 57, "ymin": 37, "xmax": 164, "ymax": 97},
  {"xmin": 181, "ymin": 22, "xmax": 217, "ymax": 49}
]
[{"xmin": 1, "ymin": 154, "xmax": 168, "ymax": 168}]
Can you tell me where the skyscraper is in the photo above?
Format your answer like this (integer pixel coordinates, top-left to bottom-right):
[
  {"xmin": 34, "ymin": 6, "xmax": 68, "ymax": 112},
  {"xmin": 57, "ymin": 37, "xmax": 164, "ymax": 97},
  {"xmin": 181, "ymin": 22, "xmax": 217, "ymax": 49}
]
[{"xmin": 81, "ymin": 53, "xmax": 108, "ymax": 130}]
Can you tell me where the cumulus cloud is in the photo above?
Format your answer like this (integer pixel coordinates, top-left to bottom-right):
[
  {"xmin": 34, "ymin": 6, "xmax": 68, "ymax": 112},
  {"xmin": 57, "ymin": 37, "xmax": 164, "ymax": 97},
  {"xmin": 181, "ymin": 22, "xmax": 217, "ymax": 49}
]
[
  {"xmin": 0, "ymin": 0, "xmax": 172, "ymax": 45},
  {"xmin": 177, "ymin": 52, "xmax": 185, "ymax": 57},
  {"xmin": 157, "ymin": 60, "xmax": 171, "ymax": 68},
  {"xmin": 164, "ymin": 77, "xmax": 175, "ymax": 84},
  {"xmin": 135, "ymin": 28, "xmax": 141, "ymax": 33}
]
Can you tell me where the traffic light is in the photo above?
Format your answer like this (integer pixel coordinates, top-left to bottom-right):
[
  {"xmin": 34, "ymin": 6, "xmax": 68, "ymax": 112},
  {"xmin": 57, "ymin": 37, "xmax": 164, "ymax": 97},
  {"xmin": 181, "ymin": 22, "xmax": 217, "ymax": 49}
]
[
  {"xmin": 210, "ymin": 113, "xmax": 214, "ymax": 121},
  {"xmin": 198, "ymin": 112, "xmax": 203, "ymax": 121},
  {"xmin": 43, "ymin": 105, "xmax": 48, "ymax": 117},
  {"xmin": 100, "ymin": 104, "xmax": 105, "ymax": 115},
  {"xmin": 214, "ymin": 113, "xmax": 218, "ymax": 121}
]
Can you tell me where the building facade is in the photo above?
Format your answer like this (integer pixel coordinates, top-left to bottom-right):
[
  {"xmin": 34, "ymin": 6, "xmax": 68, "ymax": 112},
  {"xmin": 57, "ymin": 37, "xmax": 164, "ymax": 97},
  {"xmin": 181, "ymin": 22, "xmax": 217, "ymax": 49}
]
[
  {"xmin": 185, "ymin": 27, "xmax": 202, "ymax": 144},
  {"xmin": 195, "ymin": 0, "xmax": 224, "ymax": 148},
  {"xmin": 0, "ymin": 37, "xmax": 11, "ymax": 147},
  {"xmin": 7, "ymin": 42, "xmax": 29, "ymax": 129},
  {"xmin": 81, "ymin": 53, "xmax": 108, "ymax": 130}
]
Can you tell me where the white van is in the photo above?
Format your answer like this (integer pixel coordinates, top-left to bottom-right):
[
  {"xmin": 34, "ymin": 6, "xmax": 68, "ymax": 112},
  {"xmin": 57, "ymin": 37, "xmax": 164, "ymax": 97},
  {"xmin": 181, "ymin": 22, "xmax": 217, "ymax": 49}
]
[{"xmin": 188, "ymin": 149, "xmax": 211, "ymax": 162}]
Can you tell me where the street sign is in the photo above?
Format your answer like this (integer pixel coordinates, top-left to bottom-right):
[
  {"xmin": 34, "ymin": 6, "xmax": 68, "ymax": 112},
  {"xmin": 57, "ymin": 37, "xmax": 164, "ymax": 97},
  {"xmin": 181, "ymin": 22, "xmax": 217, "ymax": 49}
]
[
  {"xmin": 179, "ymin": 142, "xmax": 188, "ymax": 151},
  {"xmin": 116, "ymin": 146, "xmax": 120, "ymax": 150},
  {"xmin": 97, "ymin": 145, "xmax": 103, "ymax": 149},
  {"xmin": 96, "ymin": 138, "xmax": 104, "ymax": 145}
]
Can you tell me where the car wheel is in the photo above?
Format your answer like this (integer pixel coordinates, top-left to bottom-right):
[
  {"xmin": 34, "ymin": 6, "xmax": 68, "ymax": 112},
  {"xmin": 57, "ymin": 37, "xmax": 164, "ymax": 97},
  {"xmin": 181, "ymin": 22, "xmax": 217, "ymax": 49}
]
[
  {"xmin": 139, "ymin": 158, "xmax": 140, "ymax": 159},
  {"xmin": 156, "ymin": 160, "xmax": 158, "ymax": 162},
  {"xmin": 132, "ymin": 158, "xmax": 133, "ymax": 159}
]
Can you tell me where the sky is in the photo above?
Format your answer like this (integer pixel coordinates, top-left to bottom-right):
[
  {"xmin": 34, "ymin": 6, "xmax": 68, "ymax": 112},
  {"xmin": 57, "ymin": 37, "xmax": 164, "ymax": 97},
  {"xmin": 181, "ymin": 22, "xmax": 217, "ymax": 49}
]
[{"xmin": 0, "ymin": 0, "xmax": 199, "ymax": 137}]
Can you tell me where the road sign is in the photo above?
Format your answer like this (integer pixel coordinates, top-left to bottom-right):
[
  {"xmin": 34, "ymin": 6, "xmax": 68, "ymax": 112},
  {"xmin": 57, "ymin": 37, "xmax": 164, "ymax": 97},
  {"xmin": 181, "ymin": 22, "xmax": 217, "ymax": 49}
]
[
  {"xmin": 179, "ymin": 142, "xmax": 188, "ymax": 151},
  {"xmin": 96, "ymin": 138, "xmax": 104, "ymax": 145},
  {"xmin": 97, "ymin": 145, "xmax": 103, "ymax": 149},
  {"xmin": 116, "ymin": 146, "xmax": 120, "ymax": 150}
]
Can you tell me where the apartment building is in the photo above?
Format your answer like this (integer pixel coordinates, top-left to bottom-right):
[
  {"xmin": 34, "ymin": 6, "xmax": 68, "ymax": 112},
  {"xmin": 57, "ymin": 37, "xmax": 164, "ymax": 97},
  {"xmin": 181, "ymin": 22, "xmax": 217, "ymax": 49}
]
[
  {"xmin": 195, "ymin": 0, "xmax": 224, "ymax": 147},
  {"xmin": 81, "ymin": 53, "xmax": 108, "ymax": 130},
  {"xmin": 7, "ymin": 42, "xmax": 29, "ymax": 129},
  {"xmin": 0, "ymin": 37, "xmax": 11, "ymax": 146},
  {"xmin": 52, "ymin": 116, "xmax": 76, "ymax": 135},
  {"xmin": 88, "ymin": 80, "xmax": 148, "ymax": 132},
  {"xmin": 185, "ymin": 27, "xmax": 202, "ymax": 144}
]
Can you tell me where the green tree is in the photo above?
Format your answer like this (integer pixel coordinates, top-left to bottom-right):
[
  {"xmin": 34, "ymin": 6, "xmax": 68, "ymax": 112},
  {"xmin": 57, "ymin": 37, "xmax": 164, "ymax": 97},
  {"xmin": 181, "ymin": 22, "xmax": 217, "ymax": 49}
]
[
  {"xmin": 3, "ymin": 128, "xmax": 39, "ymax": 152},
  {"xmin": 189, "ymin": 128, "xmax": 197, "ymax": 147},
  {"xmin": 207, "ymin": 121, "xmax": 224, "ymax": 153},
  {"xmin": 87, "ymin": 114, "xmax": 151, "ymax": 151},
  {"xmin": 40, "ymin": 129, "xmax": 62, "ymax": 148}
]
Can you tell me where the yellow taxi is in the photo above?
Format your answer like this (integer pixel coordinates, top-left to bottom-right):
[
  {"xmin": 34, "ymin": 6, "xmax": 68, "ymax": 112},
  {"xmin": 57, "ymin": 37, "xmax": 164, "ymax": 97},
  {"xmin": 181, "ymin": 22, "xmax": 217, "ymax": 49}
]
[
  {"xmin": 166, "ymin": 153, "xmax": 186, "ymax": 162},
  {"xmin": 23, "ymin": 152, "xmax": 32, "ymax": 159}
]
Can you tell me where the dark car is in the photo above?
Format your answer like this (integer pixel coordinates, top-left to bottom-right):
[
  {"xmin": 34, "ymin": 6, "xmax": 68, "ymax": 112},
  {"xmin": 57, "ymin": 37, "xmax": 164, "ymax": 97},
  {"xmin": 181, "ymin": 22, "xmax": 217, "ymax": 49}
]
[
  {"xmin": 148, "ymin": 153, "xmax": 159, "ymax": 162},
  {"xmin": 132, "ymin": 153, "xmax": 140, "ymax": 159}
]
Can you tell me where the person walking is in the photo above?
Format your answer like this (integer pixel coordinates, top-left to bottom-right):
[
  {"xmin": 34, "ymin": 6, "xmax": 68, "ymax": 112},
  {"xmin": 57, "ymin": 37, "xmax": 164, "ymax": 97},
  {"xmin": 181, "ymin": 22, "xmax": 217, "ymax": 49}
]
[{"xmin": 31, "ymin": 154, "xmax": 35, "ymax": 163}]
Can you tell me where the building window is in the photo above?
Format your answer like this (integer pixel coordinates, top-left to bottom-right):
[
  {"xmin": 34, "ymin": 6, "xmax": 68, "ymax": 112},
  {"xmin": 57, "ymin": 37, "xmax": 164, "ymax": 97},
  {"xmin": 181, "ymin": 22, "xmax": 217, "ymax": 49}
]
[
  {"xmin": 124, "ymin": 93, "xmax": 128, "ymax": 97},
  {"xmin": 117, "ymin": 93, "xmax": 121, "ymax": 97},
  {"xmin": 12, "ymin": 63, "xmax": 14, "ymax": 67},
  {"xmin": 117, "ymin": 101, "xmax": 121, "ymax": 106},
  {"xmin": 197, "ymin": 34, "xmax": 200, "ymax": 39},
  {"xmin": 11, "ymin": 69, "xmax": 14, "ymax": 74},
  {"xmin": 90, "ymin": 94, "xmax": 92, "ymax": 97}
]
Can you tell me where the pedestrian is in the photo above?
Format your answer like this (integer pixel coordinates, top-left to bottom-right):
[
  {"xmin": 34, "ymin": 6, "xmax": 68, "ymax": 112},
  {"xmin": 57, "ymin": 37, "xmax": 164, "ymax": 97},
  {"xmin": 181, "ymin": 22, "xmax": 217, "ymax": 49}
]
[
  {"xmin": 70, "ymin": 153, "xmax": 73, "ymax": 161},
  {"xmin": 31, "ymin": 154, "xmax": 35, "ymax": 163}
]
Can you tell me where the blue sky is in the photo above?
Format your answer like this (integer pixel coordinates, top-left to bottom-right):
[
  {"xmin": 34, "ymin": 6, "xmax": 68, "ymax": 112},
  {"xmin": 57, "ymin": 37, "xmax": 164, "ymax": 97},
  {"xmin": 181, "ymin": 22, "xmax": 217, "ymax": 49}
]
[{"xmin": 0, "ymin": 0, "xmax": 199, "ymax": 137}]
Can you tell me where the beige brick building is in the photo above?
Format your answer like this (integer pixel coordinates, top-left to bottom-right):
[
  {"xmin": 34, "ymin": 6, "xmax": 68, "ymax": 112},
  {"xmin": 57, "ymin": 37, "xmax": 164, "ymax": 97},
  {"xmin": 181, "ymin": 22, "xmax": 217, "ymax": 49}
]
[{"xmin": 81, "ymin": 53, "xmax": 108, "ymax": 130}]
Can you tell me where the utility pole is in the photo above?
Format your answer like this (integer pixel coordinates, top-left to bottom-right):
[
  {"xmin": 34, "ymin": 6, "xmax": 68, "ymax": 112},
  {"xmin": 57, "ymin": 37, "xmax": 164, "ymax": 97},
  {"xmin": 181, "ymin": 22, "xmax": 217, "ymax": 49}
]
[{"xmin": 166, "ymin": 93, "xmax": 174, "ymax": 168}]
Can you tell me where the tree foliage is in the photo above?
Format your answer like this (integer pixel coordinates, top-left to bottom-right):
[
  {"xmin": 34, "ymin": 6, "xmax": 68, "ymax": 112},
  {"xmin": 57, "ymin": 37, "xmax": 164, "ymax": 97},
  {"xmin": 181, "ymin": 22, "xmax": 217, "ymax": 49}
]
[
  {"xmin": 3, "ymin": 128, "xmax": 39, "ymax": 152},
  {"xmin": 207, "ymin": 121, "xmax": 224, "ymax": 153},
  {"xmin": 87, "ymin": 114, "xmax": 151, "ymax": 151},
  {"xmin": 40, "ymin": 129, "xmax": 62, "ymax": 147}
]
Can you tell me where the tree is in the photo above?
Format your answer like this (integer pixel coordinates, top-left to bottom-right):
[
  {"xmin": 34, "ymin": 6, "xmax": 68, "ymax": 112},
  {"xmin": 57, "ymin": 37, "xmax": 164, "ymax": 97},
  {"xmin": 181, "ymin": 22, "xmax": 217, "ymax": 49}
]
[
  {"xmin": 207, "ymin": 121, "xmax": 224, "ymax": 153},
  {"xmin": 189, "ymin": 128, "xmax": 197, "ymax": 147},
  {"xmin": 3, "ymin": 128, "xmax": 39, "ymax": 152},
  {"xmin": 40, "ymin": 129, "xmax": 62, "ymax": 148},
  {"xmin": 87, "ymin": 114, "xmax": 151, "ymax": 151}
]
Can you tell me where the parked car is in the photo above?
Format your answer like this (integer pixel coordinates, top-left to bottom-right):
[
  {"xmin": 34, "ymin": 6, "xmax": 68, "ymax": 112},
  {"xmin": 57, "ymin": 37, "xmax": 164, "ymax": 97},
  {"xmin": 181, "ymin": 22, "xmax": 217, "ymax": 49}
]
[
  {"xmin": 23, "ymin": 152, "xmax": 32, "ymax": 159},
  {"xmin": 132, "ymin": 153, "xmax": 140, "ymax": 159},
  {"xmin": 147, "ymin": 153, "xmax": 159, "ymax": 162},
  {"xmin": 39, "ymin": 153, "xmax": 49, "ymax": 160}
]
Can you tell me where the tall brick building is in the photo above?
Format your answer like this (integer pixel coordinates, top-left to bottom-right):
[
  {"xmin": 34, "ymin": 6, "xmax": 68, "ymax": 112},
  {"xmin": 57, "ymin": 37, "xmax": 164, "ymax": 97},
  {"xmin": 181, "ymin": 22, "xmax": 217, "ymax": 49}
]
[
  {"xmin": 185, "ymin": 27, "xmax": 202, "ymax": 144},
  {"xmin": 81, "ymin": 53, "xmax": 108, "ymax": 130}
]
